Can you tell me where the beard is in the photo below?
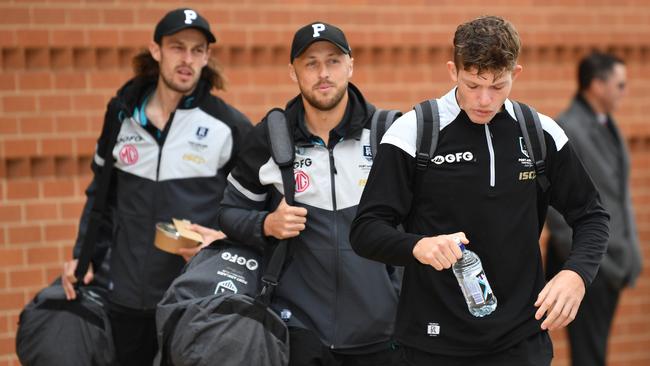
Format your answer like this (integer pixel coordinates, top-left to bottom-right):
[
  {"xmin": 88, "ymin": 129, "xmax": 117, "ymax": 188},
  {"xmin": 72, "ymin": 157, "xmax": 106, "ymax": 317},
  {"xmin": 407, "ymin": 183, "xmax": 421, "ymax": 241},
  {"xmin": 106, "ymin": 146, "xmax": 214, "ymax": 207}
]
[
  {"xmin": 160, "ymin": 69, "xmax": 199, "ymax": 94},
  {"xmin": 300, "ymin": 81, "xmax": 348, "ymax": 111}
]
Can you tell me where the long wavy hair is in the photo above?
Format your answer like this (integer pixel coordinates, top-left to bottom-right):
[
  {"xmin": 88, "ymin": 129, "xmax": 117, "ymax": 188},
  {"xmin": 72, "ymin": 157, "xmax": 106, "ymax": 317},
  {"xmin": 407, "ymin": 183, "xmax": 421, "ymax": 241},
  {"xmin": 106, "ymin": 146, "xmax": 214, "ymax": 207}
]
[{"xmin": 131, "ymin": 49, "xmax": 226, "ymax": 91}]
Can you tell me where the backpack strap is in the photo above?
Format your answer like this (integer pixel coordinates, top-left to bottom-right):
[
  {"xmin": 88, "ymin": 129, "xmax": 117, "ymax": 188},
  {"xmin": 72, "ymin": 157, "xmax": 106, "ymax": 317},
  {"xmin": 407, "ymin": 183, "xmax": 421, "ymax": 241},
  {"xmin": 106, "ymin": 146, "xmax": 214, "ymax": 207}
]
[
  {"xmin": 511, "ymin": 101, "xmax": 550, "ymax": 192},
  {"xmin": 414, "ymin": 99, "xmax": 440, "ymax": 171},
  {"xmin": 370, "ymin": 108, "xmax": 402, "ymax": 158},
  {"xmin": 411, "ymin": 99, "xmax": 440, "ymax": 198},
  {"xmin": 258, "ymin": 109, "xmax": 296, "ymax": 305},
  {"xmin": 74, "ymin": 98, "xmax": 126, "ymax": 283}
]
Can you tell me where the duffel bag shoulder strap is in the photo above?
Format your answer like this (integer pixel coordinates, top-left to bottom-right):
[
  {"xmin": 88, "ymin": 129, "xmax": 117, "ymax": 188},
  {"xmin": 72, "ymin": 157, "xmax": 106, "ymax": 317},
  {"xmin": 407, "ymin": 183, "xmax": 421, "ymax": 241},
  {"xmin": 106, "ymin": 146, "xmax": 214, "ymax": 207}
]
[
  {"xmin": 259, "ymin": 109, "xmax": 296, "ymax": 304},
  {"xmin": 75, "ymin": 98, "xmax": 127, "ymax": 283},
  {"xmin": 266, "ymin": 108, "xmax": 296, "ymax": 205}
]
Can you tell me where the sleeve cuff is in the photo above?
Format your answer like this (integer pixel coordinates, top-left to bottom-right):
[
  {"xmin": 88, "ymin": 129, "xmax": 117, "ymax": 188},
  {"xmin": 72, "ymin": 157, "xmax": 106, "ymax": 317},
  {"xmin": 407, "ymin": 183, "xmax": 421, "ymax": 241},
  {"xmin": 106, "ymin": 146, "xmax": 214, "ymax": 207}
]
[{"xmin": 561, "ymin": 263, "xmax": 592, "ymax": 287}]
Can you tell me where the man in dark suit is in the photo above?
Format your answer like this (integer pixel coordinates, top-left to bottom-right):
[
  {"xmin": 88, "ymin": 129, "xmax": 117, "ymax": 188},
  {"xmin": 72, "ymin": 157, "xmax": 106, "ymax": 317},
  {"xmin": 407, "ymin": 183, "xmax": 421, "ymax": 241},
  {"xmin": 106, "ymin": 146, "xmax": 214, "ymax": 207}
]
[{"xmin": 546, "ymin": 52, "xmax": 643, "ymax": 366}]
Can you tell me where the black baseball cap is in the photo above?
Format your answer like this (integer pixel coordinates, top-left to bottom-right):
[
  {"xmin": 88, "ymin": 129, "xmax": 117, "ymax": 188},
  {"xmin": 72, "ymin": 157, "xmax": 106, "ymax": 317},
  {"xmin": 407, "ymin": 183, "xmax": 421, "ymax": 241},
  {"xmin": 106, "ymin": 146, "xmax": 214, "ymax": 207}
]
[
  {"xmin": 290, "ymin": 22, "xmax": 351, "ymax": 62},
  {"xmin": 154, "ymin": 8, "xmax": 216, "ymax": 44}
]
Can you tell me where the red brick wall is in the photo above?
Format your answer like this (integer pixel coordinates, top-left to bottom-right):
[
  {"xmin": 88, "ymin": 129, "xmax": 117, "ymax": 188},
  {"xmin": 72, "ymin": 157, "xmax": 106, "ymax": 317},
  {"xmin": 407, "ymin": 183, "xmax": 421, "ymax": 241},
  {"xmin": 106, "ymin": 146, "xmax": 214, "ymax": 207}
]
[{"xmin": 1, "ymin": 1, "xmax": 649, "ymax": 365}]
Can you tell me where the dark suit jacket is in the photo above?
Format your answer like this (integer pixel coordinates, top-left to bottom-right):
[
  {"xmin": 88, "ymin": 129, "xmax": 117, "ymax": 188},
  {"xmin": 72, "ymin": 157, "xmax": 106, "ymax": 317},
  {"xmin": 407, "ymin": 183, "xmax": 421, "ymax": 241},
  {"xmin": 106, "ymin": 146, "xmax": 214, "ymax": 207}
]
[{"xmin": 546, "ymin": 96, "xmax": 642, "ymax": 289}]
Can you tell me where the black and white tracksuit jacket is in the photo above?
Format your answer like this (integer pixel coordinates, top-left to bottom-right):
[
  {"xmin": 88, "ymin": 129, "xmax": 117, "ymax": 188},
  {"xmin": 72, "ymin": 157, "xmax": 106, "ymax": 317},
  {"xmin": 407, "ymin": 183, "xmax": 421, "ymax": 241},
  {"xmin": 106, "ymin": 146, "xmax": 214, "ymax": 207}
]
[
  {"xmin": 350, "ymin": 88, "xmax": 609, "ymax": 356},
  {"xmin": 218, "ymin": 84, "xmax": 401, "ymax": 350},
  {"xmin": 73, "ymin": 77, "xmax": 251, "ymax": 311}
]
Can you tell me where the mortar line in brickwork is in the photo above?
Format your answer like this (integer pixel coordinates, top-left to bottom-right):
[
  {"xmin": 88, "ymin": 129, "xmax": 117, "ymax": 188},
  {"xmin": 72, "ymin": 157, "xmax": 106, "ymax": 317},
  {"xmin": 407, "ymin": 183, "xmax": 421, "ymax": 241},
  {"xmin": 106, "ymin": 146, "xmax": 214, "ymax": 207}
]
[{"xmin": 2, "ymin": 43, "xmax": 650, "ymax": 70}]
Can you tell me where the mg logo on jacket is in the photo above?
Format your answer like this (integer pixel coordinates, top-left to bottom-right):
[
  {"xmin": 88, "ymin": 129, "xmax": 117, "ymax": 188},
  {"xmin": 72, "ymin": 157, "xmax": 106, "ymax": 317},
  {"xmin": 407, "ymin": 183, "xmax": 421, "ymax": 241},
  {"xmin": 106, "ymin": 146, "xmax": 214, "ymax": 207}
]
[
  {"xmin": 119, "ymin": 144, "xmax": 139, "ymax": 165},
  {"xmin": 295, "ymin": 170, "xmax": 310, "ymax": 193}
]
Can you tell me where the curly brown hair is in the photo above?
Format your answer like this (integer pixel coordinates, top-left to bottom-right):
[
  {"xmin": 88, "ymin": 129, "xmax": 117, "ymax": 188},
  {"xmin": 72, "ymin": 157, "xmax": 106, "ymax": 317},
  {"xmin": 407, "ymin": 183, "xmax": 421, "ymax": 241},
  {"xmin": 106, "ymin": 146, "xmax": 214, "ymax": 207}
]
[
  {"xmin": 131, "ymin": 49, "xmax": 226, "ymax": 91},
  {"xmin": 453, "ymin": 15, "xmax": 520, "ymax": 79}
]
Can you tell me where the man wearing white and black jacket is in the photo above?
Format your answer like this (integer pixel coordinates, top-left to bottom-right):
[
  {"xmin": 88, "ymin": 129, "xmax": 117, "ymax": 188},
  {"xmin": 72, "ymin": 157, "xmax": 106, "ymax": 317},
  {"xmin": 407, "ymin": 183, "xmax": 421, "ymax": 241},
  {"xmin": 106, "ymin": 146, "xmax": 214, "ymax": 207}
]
[
  {"xmin": 350, "ymin": 16, "xmax": 609, "ymax": 365},
  {"xmin": 61, "ymin": 9, "xmax": 251, "ymax": 365},
  {"xmin": 217, "ymin": 22, "xmax": 401, "ymax": 365}
]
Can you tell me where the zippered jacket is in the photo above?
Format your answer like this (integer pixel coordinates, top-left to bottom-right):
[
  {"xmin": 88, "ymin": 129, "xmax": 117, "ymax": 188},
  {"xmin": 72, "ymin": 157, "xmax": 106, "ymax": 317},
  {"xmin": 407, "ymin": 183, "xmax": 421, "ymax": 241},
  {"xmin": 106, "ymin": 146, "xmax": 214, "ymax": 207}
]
[
  {"xmin": 73, "ymin": 77, "xmax": 251, "ymax": 310},
  {"xmin": 350, "ymin": 88, "xmax": 609, "ymax": 356},
  {"xmin": 218, "ymin": 83, "xmax": 401, "ymax": 350}
]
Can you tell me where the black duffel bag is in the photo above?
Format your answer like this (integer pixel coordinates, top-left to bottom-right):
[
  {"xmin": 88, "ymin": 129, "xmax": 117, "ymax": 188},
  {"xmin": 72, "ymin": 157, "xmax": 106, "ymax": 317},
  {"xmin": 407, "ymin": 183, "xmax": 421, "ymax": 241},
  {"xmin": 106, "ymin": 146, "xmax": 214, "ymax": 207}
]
[
  {"xmin": 156, "ymin": 109, "xmax": 294, "ymax": 366},
  {"xmin": 16, "ymin": 277, "xmax": 117, "ymax": 366},
  {"xmin": 16, "ymin": 99, "xmax": 127, "ymax": 366},
  {"xmin": 156, "ymin": 240, "xmax": 289, "ymax": 366}
]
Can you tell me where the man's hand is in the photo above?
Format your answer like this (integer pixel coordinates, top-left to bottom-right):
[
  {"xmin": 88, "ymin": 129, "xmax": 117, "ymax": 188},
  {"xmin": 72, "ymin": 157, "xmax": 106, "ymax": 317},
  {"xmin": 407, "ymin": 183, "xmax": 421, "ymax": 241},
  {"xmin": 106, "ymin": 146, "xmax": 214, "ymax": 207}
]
[
  {"xmin": 263, "ymin": 198, "xmax": 307, "ymax": 239},
  {"xmin": 62, "ymin": 259, "xmax": 94, "ymax": 300},
  {"xmin": 177, "ymin": 224, "xmax": 226, "ymax": 262},
  {"xmin": 412, "ymin": 232, "xmax": 468, "ymax": 270},
  {"xmin": 535, "ymin": 269, "xmax": 585, "ymax": 330}
]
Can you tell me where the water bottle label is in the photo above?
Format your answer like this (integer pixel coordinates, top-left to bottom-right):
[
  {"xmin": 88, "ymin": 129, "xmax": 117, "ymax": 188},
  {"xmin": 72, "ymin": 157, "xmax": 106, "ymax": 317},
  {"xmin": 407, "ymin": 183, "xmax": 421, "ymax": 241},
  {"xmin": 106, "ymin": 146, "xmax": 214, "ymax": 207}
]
[
  {"xmin": 462, "ymin": 276, "xmax": 485, "ymax": 305},
  {"xmin": 462, "ymin": 269, "xmax": 494, "ymax": 305},
  {"xmin": 477, "ymin": 270, "xmax": 494, "ymax": 302}
]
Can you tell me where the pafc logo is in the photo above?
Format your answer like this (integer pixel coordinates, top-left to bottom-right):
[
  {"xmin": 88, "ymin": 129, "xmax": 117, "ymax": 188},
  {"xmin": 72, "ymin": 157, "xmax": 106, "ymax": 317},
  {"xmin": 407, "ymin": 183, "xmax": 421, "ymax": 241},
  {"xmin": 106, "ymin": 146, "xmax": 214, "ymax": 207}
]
[
  {"xmin": 196, "ymin": 126, "xmax": 209, "ymax": 140},
  {"xmin": 519, "ymin": 137, "xmax": 529, "ymax": 158},
  {"xmin": 362, "ymin": 145, "xmax": 372, "ymax": 162},
  {"xmin": 431, "ymin": 151, "xmax": 474, "ymax": 165}
]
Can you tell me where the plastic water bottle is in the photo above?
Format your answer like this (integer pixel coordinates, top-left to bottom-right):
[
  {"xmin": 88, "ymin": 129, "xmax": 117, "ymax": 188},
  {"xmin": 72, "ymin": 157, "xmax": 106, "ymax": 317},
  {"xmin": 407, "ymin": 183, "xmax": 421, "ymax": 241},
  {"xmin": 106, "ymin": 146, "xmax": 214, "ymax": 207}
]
[{"xmin": 451, "ymin": 238, "xmax": 497, "ymax": 317}]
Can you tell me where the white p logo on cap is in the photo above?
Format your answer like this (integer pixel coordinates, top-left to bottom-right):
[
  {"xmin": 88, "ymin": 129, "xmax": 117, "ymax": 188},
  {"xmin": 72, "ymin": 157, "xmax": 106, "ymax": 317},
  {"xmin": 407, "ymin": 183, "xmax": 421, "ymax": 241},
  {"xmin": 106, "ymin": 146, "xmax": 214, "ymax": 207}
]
[
  {"xmin": 184, "ymin": 9, "xmax": 197, "ymax": 24},
  {"xmin": 312, "ymin": 23, "xmax": 326, "ymax": 37}
]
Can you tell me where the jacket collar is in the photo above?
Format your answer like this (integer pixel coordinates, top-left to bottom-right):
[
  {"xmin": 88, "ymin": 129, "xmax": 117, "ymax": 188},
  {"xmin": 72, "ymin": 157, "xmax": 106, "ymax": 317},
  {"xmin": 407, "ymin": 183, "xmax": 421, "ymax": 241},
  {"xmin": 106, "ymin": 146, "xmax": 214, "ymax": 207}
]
[
  {"xmin": 575, "ymin": 93, "xmax": 612, "ymax": 124},
  {"xmin": 116, "ymin": 76, "xmax": 212, "ymax": 116}
]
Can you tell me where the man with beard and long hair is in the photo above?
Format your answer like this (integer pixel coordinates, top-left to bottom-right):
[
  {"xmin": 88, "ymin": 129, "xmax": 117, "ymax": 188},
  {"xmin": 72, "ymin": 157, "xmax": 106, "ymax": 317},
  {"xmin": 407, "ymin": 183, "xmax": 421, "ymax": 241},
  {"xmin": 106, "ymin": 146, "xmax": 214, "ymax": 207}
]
[
  {"xmin": 213, "ymin": 22, "xmax": 402, "ymax": 365},
  {"xmin": 60, "ymin": 8, "xmax": 251, "ymax": 365}
]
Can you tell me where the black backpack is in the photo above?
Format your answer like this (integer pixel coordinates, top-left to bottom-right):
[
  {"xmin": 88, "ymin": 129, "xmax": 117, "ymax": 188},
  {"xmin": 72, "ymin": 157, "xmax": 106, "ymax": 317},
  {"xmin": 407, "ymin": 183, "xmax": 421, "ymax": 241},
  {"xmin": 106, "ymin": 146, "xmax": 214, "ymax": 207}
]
[
  {"xmin": 412, "ymin": 99, "xmax": 548, "ymax": 189},
  {"xmin": 369, "ymin": 108, "xmax": 402, "ymax": 158},
  {"xmin": 15, "ymin": 98, "xmax": 126, "ymax": 366},
  {"xmin": 411, "ymin": 99, "xmax": 550, "ymax": 230},
  {"xmin": 372, "ymin": 99, "xmax": 549, "ymax": 230}
]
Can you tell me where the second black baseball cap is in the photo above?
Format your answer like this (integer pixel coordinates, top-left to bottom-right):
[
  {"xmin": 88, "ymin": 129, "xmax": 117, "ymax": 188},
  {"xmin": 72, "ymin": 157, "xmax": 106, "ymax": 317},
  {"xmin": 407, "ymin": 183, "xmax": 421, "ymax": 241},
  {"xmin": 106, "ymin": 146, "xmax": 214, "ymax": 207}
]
[
  {"xmin": 154, "ymin": 8, "xmax": 216, "ymax": 44},
  {"xmin": 290, "ymin": 22, "xmax": 351, "ymax": 62}
]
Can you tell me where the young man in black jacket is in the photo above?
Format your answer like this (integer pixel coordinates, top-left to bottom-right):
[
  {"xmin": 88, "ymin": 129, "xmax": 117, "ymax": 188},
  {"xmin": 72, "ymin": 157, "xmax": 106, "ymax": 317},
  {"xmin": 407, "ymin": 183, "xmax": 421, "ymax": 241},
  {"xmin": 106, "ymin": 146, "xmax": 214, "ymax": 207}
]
[
  {"xmin": 60, "ymin": 8, "xmax": 251, "ymax": 365},
  {"xmin": 215, "ymin": 22, "xmax": 402, "ymax": 366},
  {"xmin": 350, "ymin": 15, "xmax": 610, "ymax": 365}
]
